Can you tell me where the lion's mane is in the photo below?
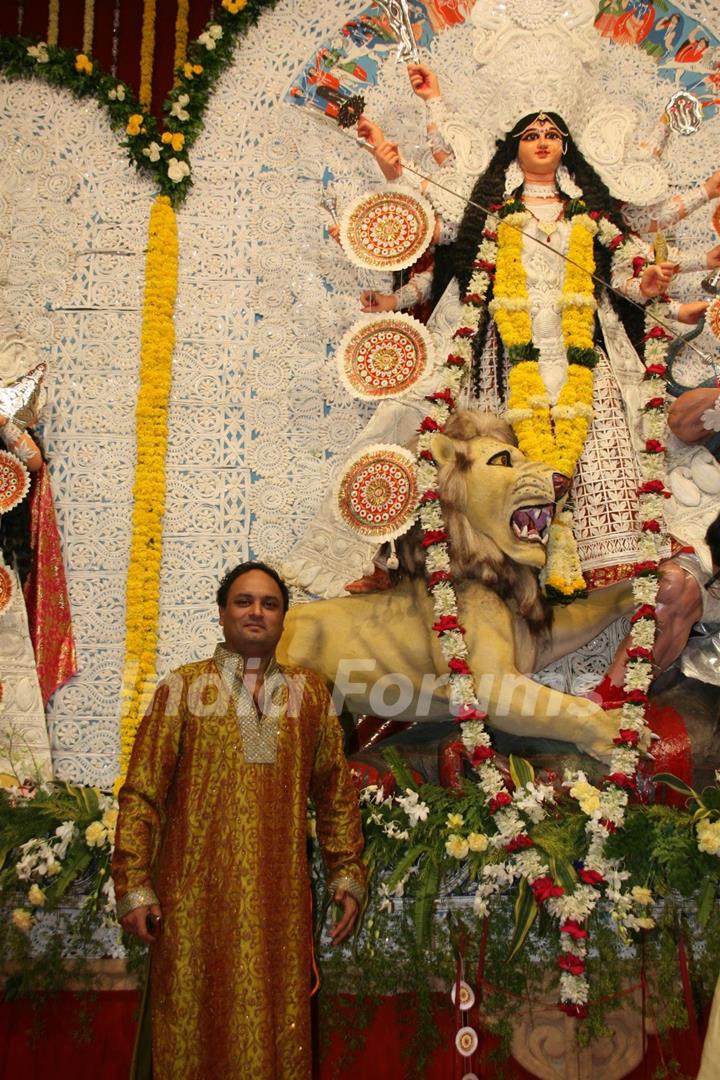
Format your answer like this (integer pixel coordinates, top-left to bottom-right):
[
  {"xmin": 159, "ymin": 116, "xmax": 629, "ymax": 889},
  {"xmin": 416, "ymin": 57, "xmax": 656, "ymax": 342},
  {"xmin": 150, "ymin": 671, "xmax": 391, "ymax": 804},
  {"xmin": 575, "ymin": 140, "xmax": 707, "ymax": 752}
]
[{"xmin": 396, "ymin": 411, "xmax": 552, "ymax": 637}]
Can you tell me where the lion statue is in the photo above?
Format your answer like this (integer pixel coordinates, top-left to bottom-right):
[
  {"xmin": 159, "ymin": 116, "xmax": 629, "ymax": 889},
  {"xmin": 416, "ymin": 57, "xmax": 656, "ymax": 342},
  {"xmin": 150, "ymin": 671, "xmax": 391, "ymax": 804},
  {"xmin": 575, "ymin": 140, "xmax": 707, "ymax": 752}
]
[{"xmin": 278, "ymin": 412, "xmax": 633, "ymax": 761}]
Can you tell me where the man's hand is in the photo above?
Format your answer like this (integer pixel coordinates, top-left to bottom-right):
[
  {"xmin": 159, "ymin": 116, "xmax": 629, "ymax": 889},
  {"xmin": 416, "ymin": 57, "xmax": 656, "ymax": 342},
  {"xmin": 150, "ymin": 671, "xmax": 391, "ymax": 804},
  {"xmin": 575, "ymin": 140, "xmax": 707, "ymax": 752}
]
[
  {"xmin": 329, "ymin": 889, "xmax": 359, "ymax": 946},
  {"xmin": 704, "ymin": 170, "xmax": 720, "ymax": 200},
  {"xmin": 360, "ymin": 290, "xmax": 396, "ymax": 313},
  {"xmin": 120, "ymin": 902, "xmax": 162, "ymax": 945},
  {"xmin": 407, "ymin": 63, "xmax": 440, "ymax": 101},
  {"xmin": 640, "ymin": 261, "xmax": 677, "ymax": 298}
]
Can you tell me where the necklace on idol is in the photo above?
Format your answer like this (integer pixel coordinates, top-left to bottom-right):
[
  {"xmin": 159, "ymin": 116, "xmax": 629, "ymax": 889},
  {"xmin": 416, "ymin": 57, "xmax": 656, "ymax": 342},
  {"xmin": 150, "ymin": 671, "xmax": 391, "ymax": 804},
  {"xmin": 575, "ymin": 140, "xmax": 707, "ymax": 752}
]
[{"xmin": 521, "ymin": 197, "xmax": 566, "ymax": 240}]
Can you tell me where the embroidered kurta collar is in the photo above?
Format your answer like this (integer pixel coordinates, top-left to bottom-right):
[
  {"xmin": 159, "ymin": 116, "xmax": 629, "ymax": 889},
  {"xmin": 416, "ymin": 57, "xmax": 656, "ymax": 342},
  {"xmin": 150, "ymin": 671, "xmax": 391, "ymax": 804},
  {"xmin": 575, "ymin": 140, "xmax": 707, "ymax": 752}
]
[{"xmin": 213, "ymin": 643, "xmax": 287, "ymax": 764}]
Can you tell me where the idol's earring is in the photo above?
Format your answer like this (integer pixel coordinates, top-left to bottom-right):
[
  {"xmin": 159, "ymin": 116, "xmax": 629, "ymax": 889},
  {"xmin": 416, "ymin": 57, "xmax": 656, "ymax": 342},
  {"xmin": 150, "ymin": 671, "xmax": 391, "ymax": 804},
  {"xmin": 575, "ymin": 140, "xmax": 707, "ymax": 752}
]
[{"xmin": 503, "ymin": 158, "xmax": 524, "ymax": 197}]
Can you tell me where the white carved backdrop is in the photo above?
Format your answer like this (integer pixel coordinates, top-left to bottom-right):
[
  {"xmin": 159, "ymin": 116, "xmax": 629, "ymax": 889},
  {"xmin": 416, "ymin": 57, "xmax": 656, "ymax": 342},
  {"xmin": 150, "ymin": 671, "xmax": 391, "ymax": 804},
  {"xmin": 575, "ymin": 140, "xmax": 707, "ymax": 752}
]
[{"xmin": 1, "ymin": 0, "xmax": 719, "ymax": 786}]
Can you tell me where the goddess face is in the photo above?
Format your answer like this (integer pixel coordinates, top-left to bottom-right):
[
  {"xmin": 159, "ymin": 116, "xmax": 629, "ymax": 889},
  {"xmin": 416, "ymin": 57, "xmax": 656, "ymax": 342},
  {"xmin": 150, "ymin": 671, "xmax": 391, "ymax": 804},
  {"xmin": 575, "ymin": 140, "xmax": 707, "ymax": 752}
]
[{"xmin": 516, "ymin": 120, "xmax": 564, "ymax": 179}]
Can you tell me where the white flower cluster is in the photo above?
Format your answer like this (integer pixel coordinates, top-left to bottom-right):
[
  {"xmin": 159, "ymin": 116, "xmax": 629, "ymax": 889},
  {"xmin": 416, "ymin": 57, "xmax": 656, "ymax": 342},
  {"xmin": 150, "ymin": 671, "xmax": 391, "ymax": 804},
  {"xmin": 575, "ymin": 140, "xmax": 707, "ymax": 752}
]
[
  {"xmin": 27, "ymin": 42, "xmax": 49, "ymax": 63},
  {"xmin": 395, "ymin": 788, "xmax": 430, "ymax": 827},
  {"xmin": 697, "ymin": 817, "xmax": 720, "ymax": 856},
  {"xmin": 198, "ymin": 24, "xmax": 223, "ymax": 50}
]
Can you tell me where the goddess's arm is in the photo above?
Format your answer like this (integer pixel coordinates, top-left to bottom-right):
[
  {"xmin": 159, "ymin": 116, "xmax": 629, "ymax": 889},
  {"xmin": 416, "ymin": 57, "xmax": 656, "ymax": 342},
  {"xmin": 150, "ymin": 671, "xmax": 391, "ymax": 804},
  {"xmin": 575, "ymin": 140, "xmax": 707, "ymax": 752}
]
[
  {"xmin": 623, "ymin": 170, "xmax": 720, "ymax": 234},
  {"xmin": 0, "ymin": 416, "xmax": 42, "ymax": 472}
]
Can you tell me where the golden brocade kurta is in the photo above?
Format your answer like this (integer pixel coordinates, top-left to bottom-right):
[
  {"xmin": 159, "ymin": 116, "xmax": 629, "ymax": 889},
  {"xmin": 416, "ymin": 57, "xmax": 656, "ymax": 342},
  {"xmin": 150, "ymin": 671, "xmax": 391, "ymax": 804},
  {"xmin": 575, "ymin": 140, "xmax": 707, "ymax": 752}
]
[{"xmin": 112, "ymin": 645, "xmax": 366, "ymax": 1080}]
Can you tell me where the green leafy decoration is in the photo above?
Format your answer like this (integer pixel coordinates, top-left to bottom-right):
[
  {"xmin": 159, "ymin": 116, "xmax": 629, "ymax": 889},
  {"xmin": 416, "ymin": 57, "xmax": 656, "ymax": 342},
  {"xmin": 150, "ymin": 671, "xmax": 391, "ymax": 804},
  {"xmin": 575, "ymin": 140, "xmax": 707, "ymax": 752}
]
[
  {"xmin": 508, "ymin": 877, "xmax": 538, "ymax": 960},
  {"xmin": 0, "ymin": 0, "xmax": 280, "ymax": 206}
]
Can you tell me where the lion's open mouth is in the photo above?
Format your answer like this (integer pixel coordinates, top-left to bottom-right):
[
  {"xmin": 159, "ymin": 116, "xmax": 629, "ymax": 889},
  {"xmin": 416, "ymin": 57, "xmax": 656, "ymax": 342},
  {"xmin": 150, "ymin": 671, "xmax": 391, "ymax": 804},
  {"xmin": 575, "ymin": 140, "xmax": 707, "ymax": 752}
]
[{"xmin": 510, "ymin": 504, "xmax": 554, "ymax": 545}]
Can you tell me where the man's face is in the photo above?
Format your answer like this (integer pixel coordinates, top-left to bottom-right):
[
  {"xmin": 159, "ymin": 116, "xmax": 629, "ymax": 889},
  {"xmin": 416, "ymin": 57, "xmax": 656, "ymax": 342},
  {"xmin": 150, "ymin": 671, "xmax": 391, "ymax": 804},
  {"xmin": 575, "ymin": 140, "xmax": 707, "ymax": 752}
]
[
  {"xmin": 517, "ymin": 121, "xmax": 564, "ymax": 177},
  {"xmin": 219, "ymin": 570, "xmax": 286, "ymax": 658}
]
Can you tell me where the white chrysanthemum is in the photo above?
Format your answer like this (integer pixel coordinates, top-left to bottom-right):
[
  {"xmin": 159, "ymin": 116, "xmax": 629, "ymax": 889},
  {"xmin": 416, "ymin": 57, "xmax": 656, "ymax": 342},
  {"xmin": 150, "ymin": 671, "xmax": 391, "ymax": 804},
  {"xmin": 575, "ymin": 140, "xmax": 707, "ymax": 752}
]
[
  {"xmin": 513, "ymin": 850, "xmax": 548, "ymax": 880},
  {"xmin": 610, "ymin": 747, "xmax": 640, "ymax": 775},
  {"xmin": 560, "ymin": 972, "xmax": 589, "ymax": 1004},
  {"xmin": 631, "ymin": 579, "xmax": 660, "ymax": 606},
  {"xmin": 631, "ymin": 620, "xmax": 657, "ymax": 649},
  {"xmin": 425, "ymin": 546, "xmax": 451, "ymax": 572},
  {"xmin": 697, "ymin": 817, "xmax": 720, "ymax": 856}
]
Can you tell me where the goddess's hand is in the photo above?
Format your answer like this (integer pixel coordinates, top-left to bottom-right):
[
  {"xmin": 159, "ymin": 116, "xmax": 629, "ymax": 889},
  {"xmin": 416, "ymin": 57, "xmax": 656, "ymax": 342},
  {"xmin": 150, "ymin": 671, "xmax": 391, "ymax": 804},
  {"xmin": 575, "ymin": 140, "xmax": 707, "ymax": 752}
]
[
  {"xmin": 706, "ymin": 243, "xmax": 720, "ymax": 269},
  {"xmin": 704, "ymin": 170, "xmax": 720, "ymax": 200},
  {"xmin": 407, "ymin": 63, "xmax": 440, "ymax": 101},
  {"xmin": 360, "ymin": 291, "xmax": 397, "ymax": 313},
  {"xmin": 677, "ymin": 300, "xmax": 709, "ymax": 325},
  {"xmin": 640, "ymin": 261, "xmax": 677, "ymax": 298}
]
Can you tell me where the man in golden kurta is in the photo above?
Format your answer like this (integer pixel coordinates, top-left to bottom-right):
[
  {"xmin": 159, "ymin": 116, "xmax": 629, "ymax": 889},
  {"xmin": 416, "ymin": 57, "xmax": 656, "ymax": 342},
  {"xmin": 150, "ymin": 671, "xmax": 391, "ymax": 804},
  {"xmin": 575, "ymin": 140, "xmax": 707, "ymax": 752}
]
[{"xmin": 112, "ymin": 561, "xmax": 366, "ymax": 1080}]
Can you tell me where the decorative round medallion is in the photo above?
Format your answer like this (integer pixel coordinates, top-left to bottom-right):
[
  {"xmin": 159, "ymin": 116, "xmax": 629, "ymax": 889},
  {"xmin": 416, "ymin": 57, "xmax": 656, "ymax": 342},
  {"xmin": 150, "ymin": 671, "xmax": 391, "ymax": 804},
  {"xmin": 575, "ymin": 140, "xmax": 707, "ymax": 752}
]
[
  {"xmin": 0, "ymin": 561, "xmax": 13, "ymax": 614},
  {"xmin": 335, "ymin": 444, "xmax": 418, "ymax": 541},
  {"xmin": 337, "ymin": 313, "xmax": 434, "ymax": 400},
  {"xmin": 707, "ymin": 297, "xmax": 720, "ymax": 340},
  {"xmin": 0, "ymin": 450, "xmax": 31, "ymax": 515},
  {"xmin": 339, "ymin": 186, "xmax": 435, "ymax": 272},
  {"xmin": 450, "ymin": 980, "xmax": 476, "ymax": 1012},
  {"xmin": 713, "ymin": 203, "xmax": 720, "ymax": 238},
  {"xmin": 455, "ymin": 1026, "xmax": 479, "ymax": 1057}
]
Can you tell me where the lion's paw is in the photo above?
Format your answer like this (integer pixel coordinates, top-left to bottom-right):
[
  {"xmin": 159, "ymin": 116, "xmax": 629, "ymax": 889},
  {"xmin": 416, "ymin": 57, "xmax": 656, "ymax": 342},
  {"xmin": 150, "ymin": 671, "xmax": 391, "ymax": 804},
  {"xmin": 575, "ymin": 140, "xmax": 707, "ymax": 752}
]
[{"xmin": 576, "ymin": 709, "xmax": 621, "ymax": 764}]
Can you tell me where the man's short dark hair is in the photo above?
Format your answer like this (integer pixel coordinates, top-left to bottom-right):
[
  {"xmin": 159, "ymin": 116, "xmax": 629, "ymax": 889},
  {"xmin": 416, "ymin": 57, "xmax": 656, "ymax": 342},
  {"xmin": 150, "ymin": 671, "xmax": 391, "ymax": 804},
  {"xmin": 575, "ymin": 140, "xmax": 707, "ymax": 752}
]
[{"xmin": 216, "ymin": 561, "xmax": 290, "ymax": 611}]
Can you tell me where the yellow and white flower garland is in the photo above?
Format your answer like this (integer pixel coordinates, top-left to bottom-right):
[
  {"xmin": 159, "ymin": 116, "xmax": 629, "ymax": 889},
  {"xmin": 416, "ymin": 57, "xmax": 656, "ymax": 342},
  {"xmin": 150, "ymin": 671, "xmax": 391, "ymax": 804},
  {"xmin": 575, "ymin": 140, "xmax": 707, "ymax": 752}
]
[
  {"xmin": 115, "ymin": 195, "xmax": 178, "ymax": 791},
  {"xmin": 489, "ymin": 201, "xmax": 600, "ymax": 598}
]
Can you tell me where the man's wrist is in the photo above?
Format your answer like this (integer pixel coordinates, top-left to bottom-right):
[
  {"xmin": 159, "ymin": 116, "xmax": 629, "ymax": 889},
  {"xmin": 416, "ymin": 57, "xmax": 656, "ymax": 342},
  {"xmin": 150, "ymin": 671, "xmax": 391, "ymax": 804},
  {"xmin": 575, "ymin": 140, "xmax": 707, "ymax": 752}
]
[
  {"xmin": 116, "ymin": 884, "xmax": 159, "ymax": 920},
  {"xmin": 328, "ymin": 872, "xmax": 365, "ymax": 907}
]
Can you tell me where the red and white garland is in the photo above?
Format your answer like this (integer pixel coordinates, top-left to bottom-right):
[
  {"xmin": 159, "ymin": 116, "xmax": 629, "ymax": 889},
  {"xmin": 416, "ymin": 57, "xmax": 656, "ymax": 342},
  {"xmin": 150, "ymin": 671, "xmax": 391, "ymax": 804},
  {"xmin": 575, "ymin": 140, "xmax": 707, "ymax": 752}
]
[{"xmin": 411, "ymin": 216, "xmax": 669, "ymax": 1016}]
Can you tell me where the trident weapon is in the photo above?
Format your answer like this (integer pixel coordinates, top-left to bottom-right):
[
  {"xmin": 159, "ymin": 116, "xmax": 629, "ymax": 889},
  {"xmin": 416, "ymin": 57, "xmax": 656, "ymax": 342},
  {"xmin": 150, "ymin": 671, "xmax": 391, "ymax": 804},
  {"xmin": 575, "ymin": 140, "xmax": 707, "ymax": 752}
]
[{"xmin": 373, "ymin": 0, "xmax": 420, "ymax": 63}]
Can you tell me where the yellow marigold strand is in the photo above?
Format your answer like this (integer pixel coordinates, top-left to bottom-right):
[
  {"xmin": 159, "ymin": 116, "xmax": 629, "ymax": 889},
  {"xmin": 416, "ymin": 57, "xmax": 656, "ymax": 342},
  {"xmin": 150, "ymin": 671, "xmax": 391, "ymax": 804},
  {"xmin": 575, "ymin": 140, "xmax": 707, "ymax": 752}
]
[
  {"xmin": 493, "ymin": 218, "xmax": 533, "ymax": 347},
  {"xmin": 139, "ymin": 0, "xmax": 157, "ymax": 112},
  {"xmin": 47, "ymin": 0, "xmax": 60, "ymax": 46},
  {"xmin": 82, "ymin": 0, "xmax": 95, "ymax": 56},
  {"xmin": 562, "ymin": 215, "xmax": 596, "ymax": 351},
  {"xmin": 115, "ymin": 195, "xmax": 178, "ymax": 792},
  {"xmin": 173, "ymin": 0, "xmax": 190, "ymax": 83}
]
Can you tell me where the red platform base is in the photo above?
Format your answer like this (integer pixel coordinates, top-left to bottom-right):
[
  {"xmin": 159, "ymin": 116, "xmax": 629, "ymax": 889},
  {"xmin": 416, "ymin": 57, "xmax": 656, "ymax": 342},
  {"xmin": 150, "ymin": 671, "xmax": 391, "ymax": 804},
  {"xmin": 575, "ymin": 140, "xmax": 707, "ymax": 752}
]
[{"xmin": 0, "ymin": 990, "xmax": 706, "ymax": 1079}]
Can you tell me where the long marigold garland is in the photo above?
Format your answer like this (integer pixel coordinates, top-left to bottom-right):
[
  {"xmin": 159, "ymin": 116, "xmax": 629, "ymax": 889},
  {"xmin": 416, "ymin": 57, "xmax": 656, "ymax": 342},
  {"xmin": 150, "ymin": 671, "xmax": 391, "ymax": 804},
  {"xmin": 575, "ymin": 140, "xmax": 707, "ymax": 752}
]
[
  {"xmin": 47, "ymin": 0, "xmax": 60, "ymax": 47},
  {"xmin": 82, "ymin": 0, "xmax": 95, "ymax": 57},
  {"xmin": 139, "ymin": 0, "xmax": 157, "ymax": 112},
  {"xmin": 115, "ymin": 195, "xmax": 178, "ymax": 791},
  {"xmin": 173, "ymin": 0, "xmax": 190, "ymax": 82}
]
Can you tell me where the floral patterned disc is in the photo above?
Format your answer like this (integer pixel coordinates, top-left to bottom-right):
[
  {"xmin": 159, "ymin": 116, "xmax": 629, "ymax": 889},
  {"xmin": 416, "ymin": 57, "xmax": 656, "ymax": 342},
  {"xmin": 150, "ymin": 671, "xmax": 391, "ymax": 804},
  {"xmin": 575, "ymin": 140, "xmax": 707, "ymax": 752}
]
[
  {"xmin": 708, "ymin": 297, "xmax": 720, "ymax": 340},
  {"xmin": 713, "ymin": 202, "xmax": 720, "ymax": 237},
  {"xmin": 337, "ymin": 313, "xmax": 434, "ymax": 400},
  {"xmin": 339, "ymin": 186, "xmax": 435, "ymax": 272},
  {"xmin": 455, "ymin": 1027, "xmax": 479, "ymax": 1058},
  {"xmin": 335, "ymin": 444, "xmax": 418, "ymax": 541},
  {"xmin": 450, "ymin": 980, "xmax": 476, "ymax": 1011},
  {"xmin": 0, "ymin": 561, "xmax": 13, "ymax": 614},
  {"xmin": 0, "ymin": 450, "xmax": 30, "ymax": 515}
]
